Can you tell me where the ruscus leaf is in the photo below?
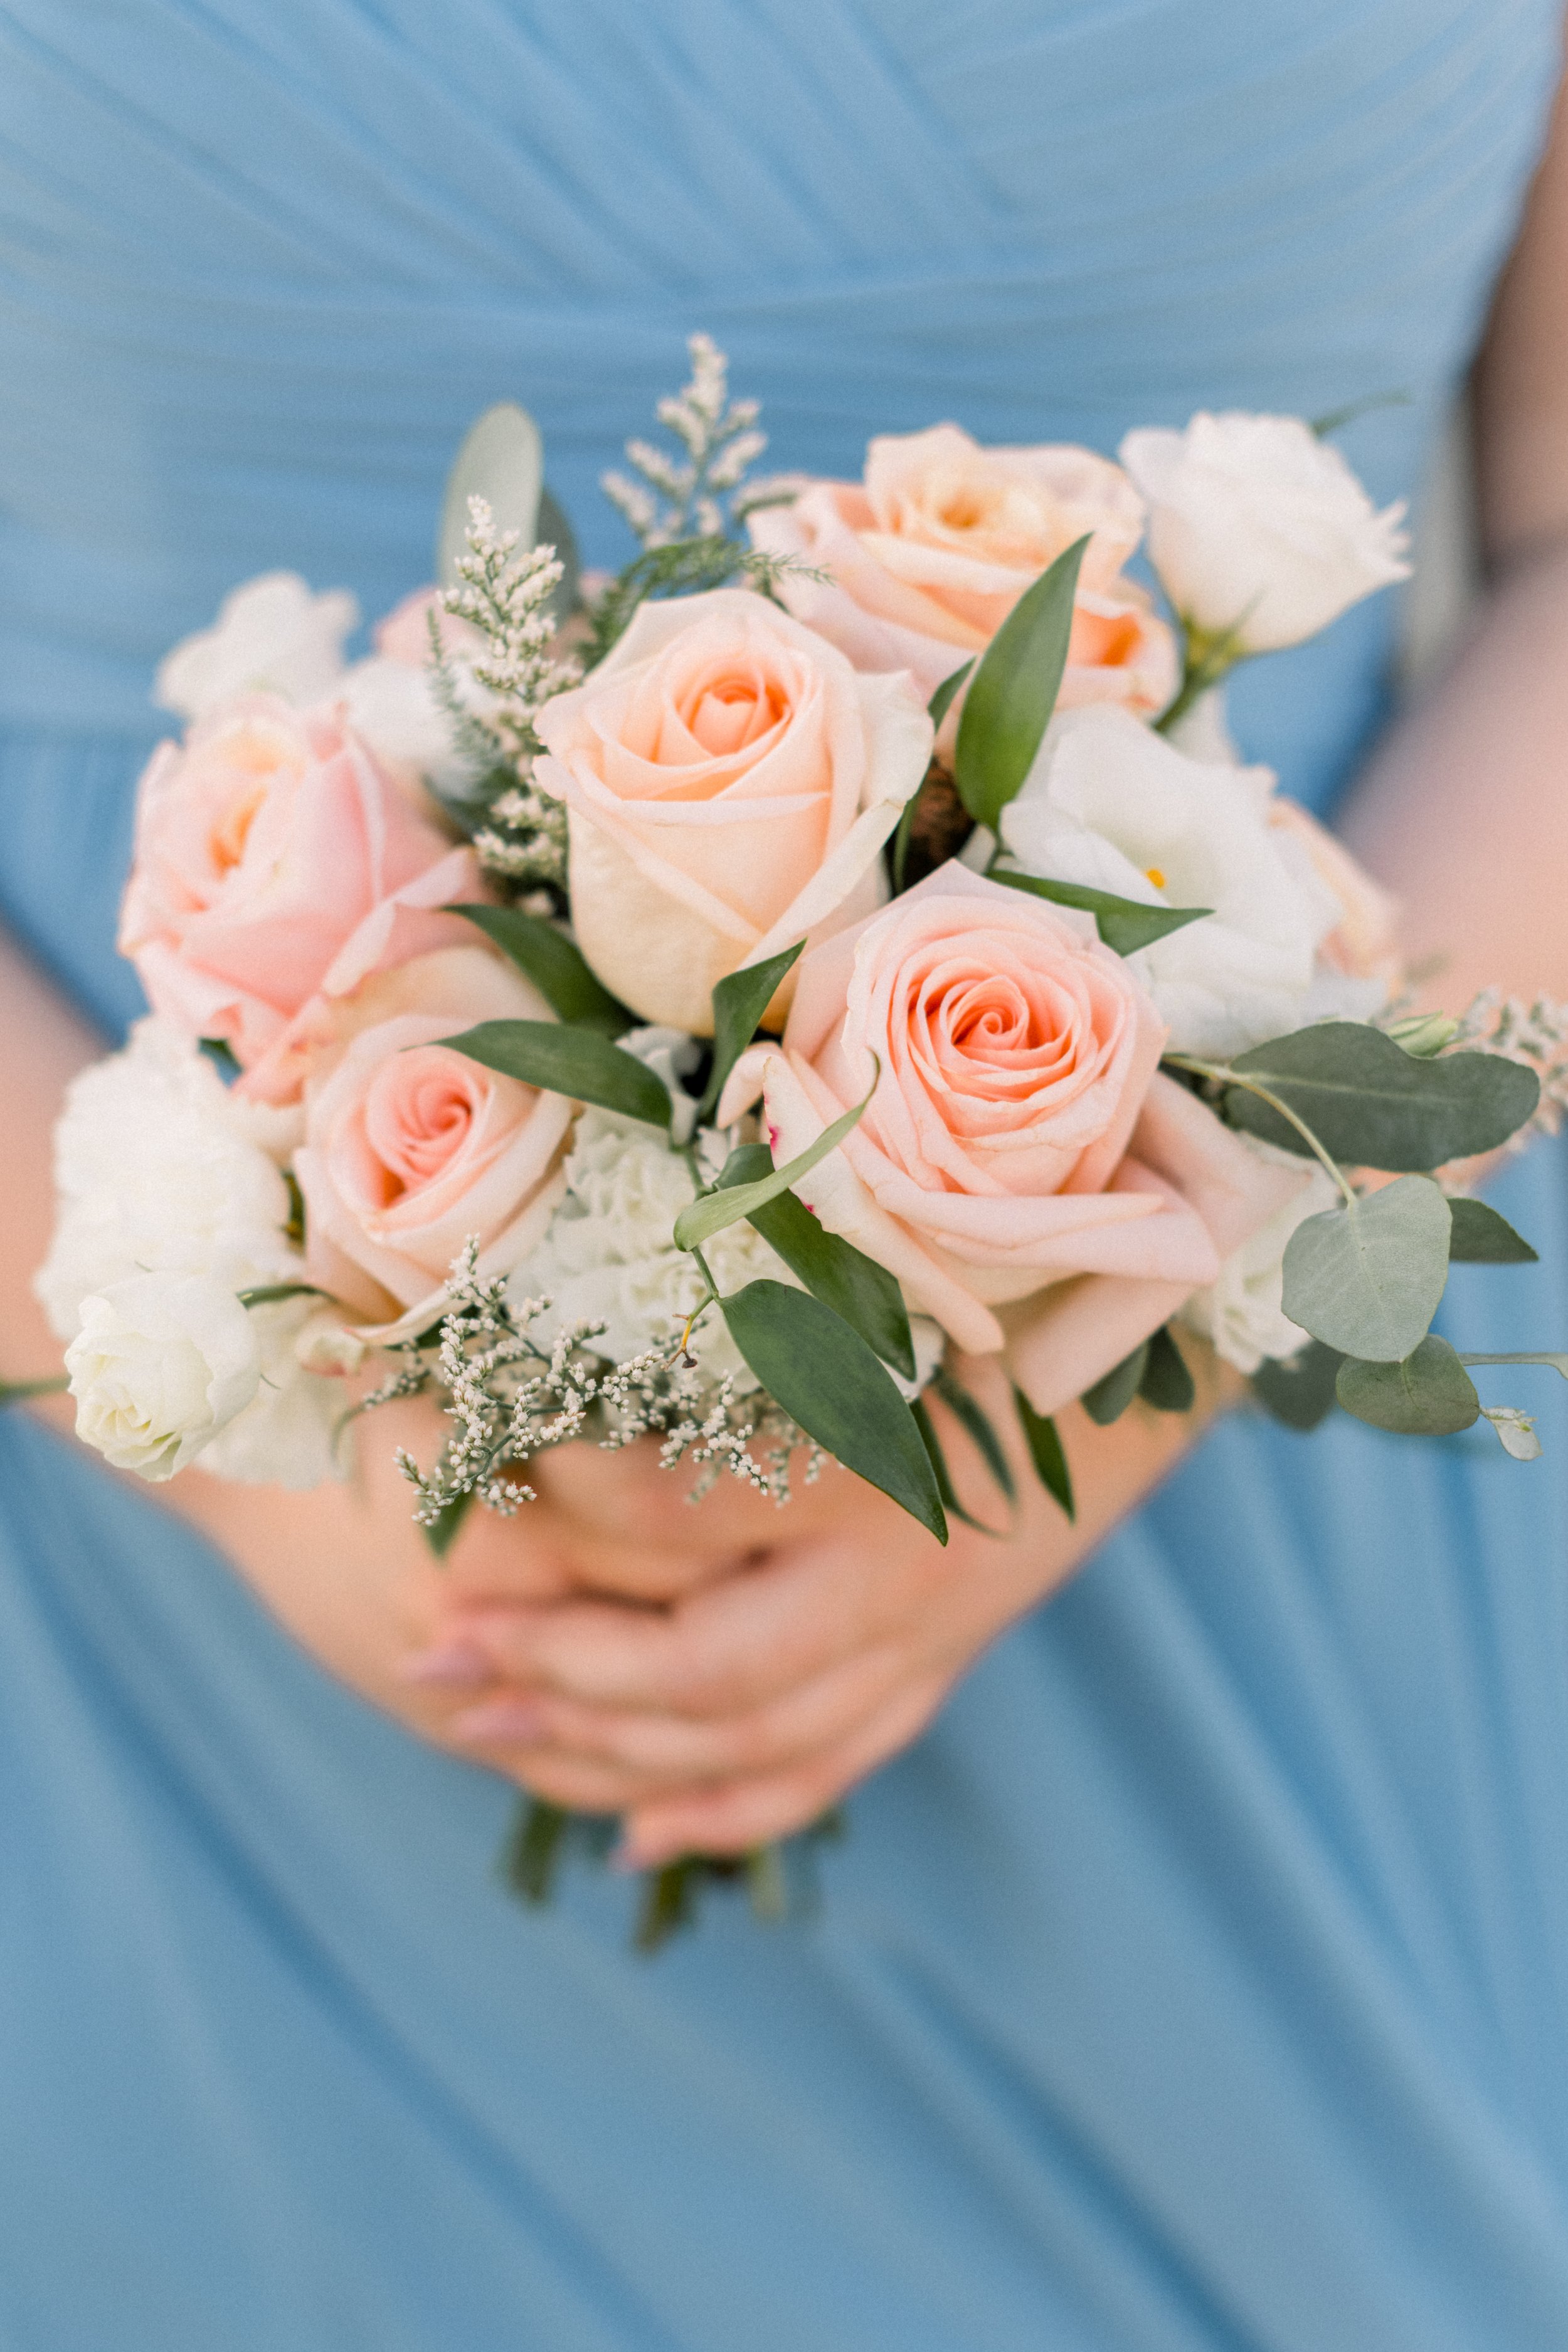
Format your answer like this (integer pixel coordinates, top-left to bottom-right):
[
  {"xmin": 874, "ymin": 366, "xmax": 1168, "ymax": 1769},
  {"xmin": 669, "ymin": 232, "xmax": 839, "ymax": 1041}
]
[
  {"xmin": 1280, "ymin": 1175, "xmax": 1451, "ymax": 1362},
  {"xmin": 698, "ymin": 940, "xmax": 805, "ymax": 1118},
  {"xmin": 1138, "ymin": 1324, "xmax": 1197, "ymax": 1414},
  {"xmin": 720, "ymin": 1281, "xmax": 947, "ymax": 1542},
  {"xmin": 926, "ymin": 660, "xmax": 975, "ymax": 734},
  {"xmin": 438, "ymin": 1020, "xmax": 672, "ymax": 1128},
  {"xmin": 675, "ymin": 1066, "xmax": 876, "ymax": 1250},
  {"xmin": 714, "ymin": 1145, "xmax": 915, "ymax": 1377},
  {"xmin": 1081, "ymin": 1342, "xmax": 1150, "ymax": 1426},
  {"xmin": 1445, "ymin": 1197, "xmax": 1539, "ymax": 1264},
  {"xmin": 911, "ymin": 1399, "xmax": 1004, "ymax": 1535},
  {"xmin": 953, "ymin": 536, "xmax": 1090, "ymax": 832},
  {"xmin": 990, "ymin": 865, "xmax": 1211, "ymax": 956},
  {"xmin": 1225, "ymin": 1024, "xmax": 1540, "ymax": 1170},
  {"xmin": 1012, "ymin": 1387, "xmax": 1075, "ymax": 1520},
  {"xmin": 1335, "ymin": 1337, "xmax": 1480, "ymax": 1436},
  {"xmin": 931, "ymin": 1368, "xmax": 1016, "ymax": 1502},
  {"xmin": 448, "ymin": 904, "xmax": 630, "ymax": 1034}
]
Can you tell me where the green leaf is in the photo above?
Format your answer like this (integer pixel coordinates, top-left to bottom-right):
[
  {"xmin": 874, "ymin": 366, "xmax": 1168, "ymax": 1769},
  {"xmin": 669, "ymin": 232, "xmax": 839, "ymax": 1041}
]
[
  {"xmin": 719, "ymin": 1280, "xmax": 947, "ymax": 1542},
  {"xmin": 448, "ymin": 904, "xmax": 630, "ymax": 1035},
  {"xmin": 988, "ymin": 866, "xmax": 1211, "ymax": 958},
  {"xmin": 910, "ymin": 1398, "xmax": 1005, "ymax": 1535},
  {"xmin": 1012, "ymin": 1387, "xmax": 1075, "ymax": 1520},
  {"xmin": 534, "ymin": 485, "xmax": 581, "ymax": 622},
  {"xmin": 1138, "ymin": 1324, "xmax": 1196, "ymax": 1413},
  {"xmin": 1280, "ymin": 1175, "xmax": 1452, "ymax": 1361},
  {"xmin": 697, "ymin": 940, "xmax": 805, "ymax": 1119},
  {"xmin": 1336, "ymin": 1336, "xmax": 1480, "ymax": 1436},
  {"xmin": 927, "ymin": 660, "xmax": 975, "ymax": 734},
  {"xmin": 715, "ymin": 1145, "xmax": 915, "ymax": 1378},
  {"xmin": 438, "ymin": 402, "xmax": 543, "ymax": 586},
  {"xmin": 1446, "ymin": 1197, "xmax": 1539, "ymax": 1264},
  {"xmin": 422, "ymin": 1489, "xmax": 475, "ymax": 1559},
  {"xmin": 235, "ymin": 1282, "xmax": 325, "ymax": 1309},
  {"xmin": 439, "ymin": 1020, "xmax": 671, "ymax": 1128},
  {"xmin": 953, "ymin": 536, "xmax": 1090, "ymax": 831},
  {"xmin": 1225, "ymin": 1024, "xmax": 1540, "ymax": 1171},
  {"xmin": 931, "ymin": 1368, "xmax": 1016, "ymax": 1502},
  {"xmin": 675, "ymin": 1066, "xmax": 874, "ymax": 1250},
  {"xmin": 500, "ymin": 1797, "xmax": 570, "ymax": 1905},
  {"xmin": 0, "ymin": 1376, "xmax": 68, "ymax": 1409},
  {"xmin": 1082, "ymin": 1342, "xmax": 1150, "ymax": 1426},
  {"xmin": 1249, "ymin": 1340, "xmax": 1344, "ymax": 1431}
]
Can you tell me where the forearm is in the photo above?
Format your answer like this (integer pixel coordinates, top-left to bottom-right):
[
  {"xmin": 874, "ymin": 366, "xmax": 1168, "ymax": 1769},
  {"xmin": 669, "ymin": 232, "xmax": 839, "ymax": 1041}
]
[{"xmin": 0, "ymin": 925, "xmax": 102, "ymax": 1418}]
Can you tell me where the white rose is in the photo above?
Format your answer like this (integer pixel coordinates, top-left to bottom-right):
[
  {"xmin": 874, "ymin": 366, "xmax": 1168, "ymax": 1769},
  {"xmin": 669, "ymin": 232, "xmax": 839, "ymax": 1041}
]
[
  {"xmin": 1000, "ymin": 706, "xmax": 1342, "ymax": 1057},
  {"xmin": 156, "ymin": 574, "xmax": 359, "ymax": 720},
  {"xmin": 1180, "ymin": 1159, "xmax": 1340, "ymax": 1374},
  {"xmin": 66, "ymin": 1273, "xmax": 262, "ymax": 1480},
  {"xmin": 1118, "ymin": 412, "xmax": 1410, "ymax": 653},
  {"xmin": 199, "ymin": 1298, "xmax": 346, "ymax": 1489}
]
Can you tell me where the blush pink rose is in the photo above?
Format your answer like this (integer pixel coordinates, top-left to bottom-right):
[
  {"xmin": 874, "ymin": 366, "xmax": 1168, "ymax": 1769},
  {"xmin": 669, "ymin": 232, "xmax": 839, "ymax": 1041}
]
[
  {"xmin": 750, "ymin": 424, "xmax": 1179, "ymax": 743},
  {"xmin": 119, "ymin": 695, "xmax": 482, "ymax": 1104},
  {"xmin": 532, "ymin": 588, "xmax": 933, "ymax": 1034},
  {"xmin": 371, "ymin": 587, "xmax": 489, "ymax": 667},
  {"xmin": 294, "ymin": 945, "xmax": 572, "ymax": 1332},
  {"xmin": 719, "ymin": 863, "xmax": 1302, "ymax": 1414}
]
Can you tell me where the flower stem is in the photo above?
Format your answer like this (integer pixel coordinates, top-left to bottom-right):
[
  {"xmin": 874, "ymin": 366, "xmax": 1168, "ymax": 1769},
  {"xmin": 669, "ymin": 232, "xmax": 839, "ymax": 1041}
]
[
  {"xmin": 0, "ymin": 1375, "xmax": 68, "ymax": 1407},
  {"xmin": 1163, "ymin": 1053, "xmax": 1357, "ymax": 1207}
]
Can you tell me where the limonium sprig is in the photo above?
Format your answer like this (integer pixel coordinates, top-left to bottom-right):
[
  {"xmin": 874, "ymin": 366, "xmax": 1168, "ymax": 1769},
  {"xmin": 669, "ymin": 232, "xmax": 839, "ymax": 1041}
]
[{"xmin": 601, "ymin": 331, "xmax": 790, "ymax": 548}]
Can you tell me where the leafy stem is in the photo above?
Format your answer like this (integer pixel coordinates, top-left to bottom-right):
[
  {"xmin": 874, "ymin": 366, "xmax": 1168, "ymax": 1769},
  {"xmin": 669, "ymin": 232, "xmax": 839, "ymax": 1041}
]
[{"xmin": 1164, "ymin": 1052, "xmax": 1357, "ymax": 1206}]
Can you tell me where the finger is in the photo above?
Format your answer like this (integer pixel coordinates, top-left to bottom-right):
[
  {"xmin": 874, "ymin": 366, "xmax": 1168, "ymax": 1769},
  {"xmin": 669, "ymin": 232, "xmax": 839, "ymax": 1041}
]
[
  {"xmin": 616, "ymin": 1677, "xmax": 951, "ymax": 1866},
  {"xmin": 531, "ymin": 1439, "xmax": 874, "ymax": 1555},
  {"xmin": 445, "ymin": 1643, "xmax": 911, "ymax": 1784}
]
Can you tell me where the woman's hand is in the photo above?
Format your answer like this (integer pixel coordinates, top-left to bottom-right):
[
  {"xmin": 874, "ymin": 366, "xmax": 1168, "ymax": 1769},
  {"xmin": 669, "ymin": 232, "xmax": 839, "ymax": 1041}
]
[{"xmin": 400, "ymin": 1348, "xmax": 1239, "ymax": 1865}]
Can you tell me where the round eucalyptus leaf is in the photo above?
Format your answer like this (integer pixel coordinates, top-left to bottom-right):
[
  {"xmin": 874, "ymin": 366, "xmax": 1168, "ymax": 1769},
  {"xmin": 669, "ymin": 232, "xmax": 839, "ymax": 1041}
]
[
  {"xmin": 1281, "ymin": 1174, "xmax": 1451, "ymax": 1362},
  {"xmin": 438, "ymin": 403, "xmax": 544, "ymax": 586},
  {"xmin": 1335, "ymin": 1337, "xmax": 1480, "ymax": 1435}
]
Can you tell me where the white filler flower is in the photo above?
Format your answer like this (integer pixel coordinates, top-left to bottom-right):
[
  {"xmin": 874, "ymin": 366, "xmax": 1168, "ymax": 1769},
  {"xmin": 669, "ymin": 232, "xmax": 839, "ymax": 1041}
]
[
  {"xmin": 1180, "ymin": 1160, "xmax": 1340, "ymax": 1374},
  {"xmin": 1119, "ymin": 411, "xmax": 1409, "ymax": 653},
  {"xmin": 156, "ymin": 573, "xmax": 359, "ymax": 720},
  {"xmin": 66, "ymin": 1272, "xmax": 262, "ymax": 1480},
  {"xmin": 1000, "ymin": 706, "xmax": 1344, "ymax": 1057}
]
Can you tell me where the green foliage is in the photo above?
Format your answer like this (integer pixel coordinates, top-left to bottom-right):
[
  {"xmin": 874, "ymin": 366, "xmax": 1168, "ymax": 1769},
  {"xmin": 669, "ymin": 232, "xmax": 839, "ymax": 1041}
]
[
  {"xmin": 1138, "ymin": 1324, "xmax": 1197, "ymax": 1413},
  {"xmin": 674, "ymin": 1069, "xmax": 875, "ymax": 1249},
  {"xmin": 1012, "ymin": 1386, "xmax": 1075, "ymax": 1519},
  {"xmin": 438, "ymin": 403, "xmax": 543, "ymax": 586},
  {"xmin": 586, "ymin": 538, "xmax": 798, "ymax": 664},
  {"xmin": 1335, "ymin": 1337, "xmax": 1480, "ymax": 1436},
  {"xmin": 440, "ymin": 1020, "xmax": 672, "ymax": 1128},
  {"xmin": 698, "ymin": 940, "xmax": 805, "ymax": 1118},
  {"xmin": 1250, "ymin": 1340, "xmax": 1344, "ymax": 1431},
  {"xmin": 235, "ymin": 1282, "xmax": 324, "ymax": 1308},
  {"xmin": 910, "ymin": 1398, "xmax": 1006, "ymax": 1535},
  {"xmin": 449, "ymin": 904, "xmax": 630, "ymax": 1035},
  {"xmin": 927, "ymin": 661, "xmax": 975, "ymax": 735},
  {"xmin": 1223, "ymin": 1022, "xmax": 1540, "ymax": 1170},
  {"xmin": 953, "ymin": 537, "xmax": 1090, "ymax": 831},
  {"xmin": 931, "ymin": 1369, "xmax": 1015, "ymax": 1502},
  {"xmin": 714, "ymin": 1145, "xmax": 915, "ymax": 1377},
  {"xmin": 501, "ymin": 1798, "xmax": 571, "ymax": 1904},
  {"xmin": 1280, "ymin": 1175, "xmax": 1452, "ymax": 1361},
  {"xmin": 1082, "ymin": 1342, "xmax": 1150, "ymax": 1426},
  {"xmin": 990, "ymin": 866, "xmax": 1210, "ymax": 956},
  {"xmin": 0, "ymin": 1376, "xmax": 68, "ymax": 1409},
  {"xmin": 719, "ymin": 1280, "xmax": 947, "ymax": 1542},
  {"xmin": 1445, "ymin": 1197, "xmax": 1539, "ymax": 1264},
  {"xmin": 422, "ymin": 1488, "xmax": 476, "ymax": 1559},
  {"xmin": 891, "ymin": 663, "xmax": 975, "ymax": 894}
]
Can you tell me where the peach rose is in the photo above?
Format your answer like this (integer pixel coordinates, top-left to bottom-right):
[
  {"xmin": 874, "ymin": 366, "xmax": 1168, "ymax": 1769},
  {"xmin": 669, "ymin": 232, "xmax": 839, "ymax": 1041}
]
[
  {"xmin": 532, "ymin": 588, "xmax": 933, "ymax": 1034},
  {"xmin": 750, "ymin": 424, "xmax": 1179, "ymax": 741},
  {"xmin": 294, "ymin": 945, "xmax": 572, "ymax": 1330},
  {"xmin": 718, "ymin": 864, "xmax": 1303, "ymax": 1414},
  {"xmin": 120, "ymin": 695, "xmax": 480, "ymax": 1103}
]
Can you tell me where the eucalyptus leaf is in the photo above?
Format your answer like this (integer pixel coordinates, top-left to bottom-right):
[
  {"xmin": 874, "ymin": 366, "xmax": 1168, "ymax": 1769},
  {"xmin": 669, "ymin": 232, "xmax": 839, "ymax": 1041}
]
[
  {"xmin": 438, "ymin": 403, "xmax": 543, "ymax": 587},
  {"xmin": 1335, "ymin": 1337, "xmax": 1480, "ymax": 1436},
  {"xmin": 719, "ymin": 1280, "xmax": 947, "ymax": 1542},
  {"xmin": 1012, "ymin": 1386, "xmax": 1075, "ymax": 1520},
  {"xmin": 953, "ymin": 536, "xmax": 1090, "ymax": 831},
  {"xmin": 1225, "ymin": 1024, "xmax": 1540, "ymax": 1171},
  {"xmin": 675, "ymin": 1068, "xmax": 875, "ymax": 1250},
  {"xmin": 1082, "ymin": 1342, "xmax": 1150, "ymax": 1426},
  {"xmin": 931, "ymin": 1368, "xmax": 1015, "ymax": 1502},
  {"xmin": 715, "ymin": 1145, "xmax": 914, "ymax": 1377},
  {"xmin": 1249, "ymin": 1340, "xmax": 1344, "ymax": 1431},
  {"xmin": 1138, "ymin": 1324, "xmax": 1197, "ymax": 1413},
  {"xmin": 449, "ymin": 904, "xmax": 630, "ymax": 1035},
  {"xmin": 989, "ymin": 866, "xmax": 1210, "ymax": 957},
  {"xmin": 1446, "ymin": 1197, "xmax": 1539, "ymax": 1264},
  {"xmin": 698, "ymin": 940, "xmax": 805, "ymax": 1118},
  {"xmin": 439, "ymin": 1020, "xmax": 672, "ymax": 1128},
  {"xmin": 1280, "ymin": 1175, "xmax": 1451, "ymax": 1361},
  {"xmin": 534, "ymin": 486, "xmax": 581, "ymax": 622}
]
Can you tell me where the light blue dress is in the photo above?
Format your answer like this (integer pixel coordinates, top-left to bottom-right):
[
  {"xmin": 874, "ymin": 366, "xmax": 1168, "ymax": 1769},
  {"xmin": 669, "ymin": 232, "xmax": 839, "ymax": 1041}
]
[{"xmin": 3, "ymin": 6, "xmax": 1567, "ymax": 2344}]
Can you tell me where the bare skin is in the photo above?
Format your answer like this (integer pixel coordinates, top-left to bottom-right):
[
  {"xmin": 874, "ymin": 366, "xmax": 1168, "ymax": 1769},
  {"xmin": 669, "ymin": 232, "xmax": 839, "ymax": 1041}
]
[{"xmin": 7, "ymin": 66, "xmax": 1568, "ymax": 1870}]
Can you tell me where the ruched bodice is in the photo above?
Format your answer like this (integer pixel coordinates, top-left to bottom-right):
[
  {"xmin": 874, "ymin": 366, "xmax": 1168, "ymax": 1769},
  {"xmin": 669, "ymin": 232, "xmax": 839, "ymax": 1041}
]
[{"xmin": 3, "ymin": 8, "xmax": 1568, "ymax": 2348}]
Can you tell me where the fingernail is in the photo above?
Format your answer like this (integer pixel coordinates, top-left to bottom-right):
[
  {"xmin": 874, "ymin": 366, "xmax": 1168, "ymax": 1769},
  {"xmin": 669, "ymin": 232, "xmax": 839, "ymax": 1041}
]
[
  {"xmin": 450, "ymin": 1697, "xmax": 550, "ymax": 1745},
  {"xmin": 396, "ymin": 1638, "xmax": 495, "ymax": 1689}
]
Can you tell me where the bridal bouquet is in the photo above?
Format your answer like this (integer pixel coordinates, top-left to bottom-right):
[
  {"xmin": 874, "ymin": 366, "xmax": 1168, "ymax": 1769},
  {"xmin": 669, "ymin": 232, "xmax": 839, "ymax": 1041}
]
[{"xmin": 26, "ymin": 339, "xmax": 1568, "ymax": 1934}]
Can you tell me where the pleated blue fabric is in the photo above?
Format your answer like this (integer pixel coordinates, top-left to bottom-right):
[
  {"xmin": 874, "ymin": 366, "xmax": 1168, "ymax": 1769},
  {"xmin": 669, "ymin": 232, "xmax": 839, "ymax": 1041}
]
[{"xmin": 2, "ymin": 6, "xmax": 1566, "ymax": 2345}]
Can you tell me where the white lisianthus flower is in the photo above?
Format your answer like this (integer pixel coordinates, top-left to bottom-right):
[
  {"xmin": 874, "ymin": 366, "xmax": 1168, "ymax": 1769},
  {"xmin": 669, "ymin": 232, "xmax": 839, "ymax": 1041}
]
[
  {"xmin": 338, "ymin": 655, "xmax": 495, "ymax": 798},
  {"xmin": 1118, "ymin": 412, "xmax": 1410, "ymax": 654},
  {"xmin": 1000, "ymin": 706, "xmax": 1346, "ymax": 1057},
  {"xmin": 511, "ymin": 1111, "xmax": 797, "ymax": 1388},
  {"xmin": 156, "ymin": 573, "xmax": 359, "ymax": 720},
  {"xmin": 1180, "ymin": 1158, "xmax": 1340, "ymax": 1374},
  {"xmin": 66, "ymin": 1273, "xmax": 262, "ymax": 1480},
  {"xmin": 37, "ymin": 1019, "xmax": 341, "ymax": 1488}
]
